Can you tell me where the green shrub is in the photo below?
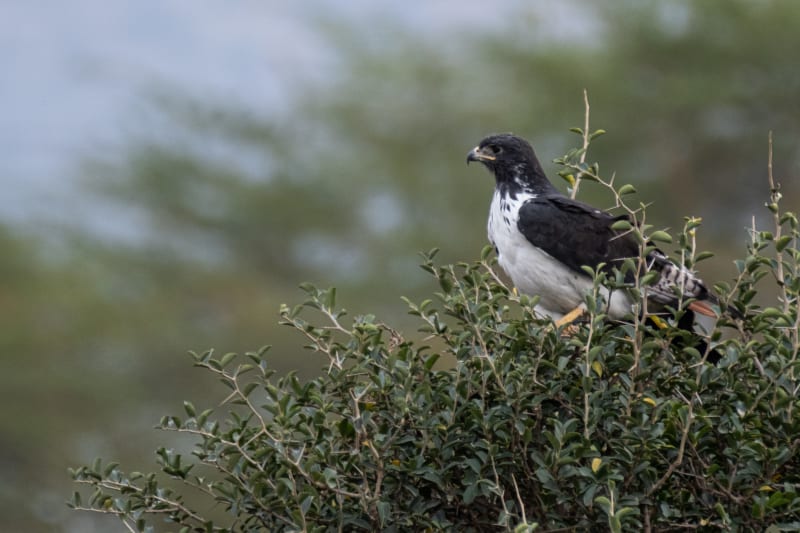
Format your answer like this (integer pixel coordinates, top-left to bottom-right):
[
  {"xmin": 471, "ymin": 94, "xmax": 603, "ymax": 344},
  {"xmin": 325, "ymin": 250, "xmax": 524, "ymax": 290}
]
[{"xmin": 70, "ymin": 136, "xmax": 800, "ymax": 532}]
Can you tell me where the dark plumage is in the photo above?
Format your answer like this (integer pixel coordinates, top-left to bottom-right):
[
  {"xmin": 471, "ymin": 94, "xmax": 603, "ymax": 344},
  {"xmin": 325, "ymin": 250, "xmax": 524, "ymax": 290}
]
[{"xmin": 466, "ymin": 133, "xmax": 728, "ymax": 328}]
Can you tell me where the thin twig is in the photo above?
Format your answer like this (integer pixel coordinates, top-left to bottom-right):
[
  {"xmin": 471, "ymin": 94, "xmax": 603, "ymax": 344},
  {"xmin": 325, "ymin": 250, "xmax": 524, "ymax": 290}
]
[
  {"xmin": 580, "ymin": 89, "xmax": 590, "ymax": 165},
  {"xmin": 488, "ymin": 454, "xmax": 511, "ymax": 528},
  {"xmin": 766, "ymin": 131, "xmax": 789, "ymax": 313},
  {"xmin": 571, "ymin": 89, "xmax": 591, "ymax": 199},
  {"xmin": 511, "ymin": 473, "xmax": 528, "ymax": 527},
  {"xmin": 583, "ymin": 291, "xmax": 598, "ymax": 440},
  {"xmin": 73, "ymin": 478, "xmax": 208, "ymax": 525}
]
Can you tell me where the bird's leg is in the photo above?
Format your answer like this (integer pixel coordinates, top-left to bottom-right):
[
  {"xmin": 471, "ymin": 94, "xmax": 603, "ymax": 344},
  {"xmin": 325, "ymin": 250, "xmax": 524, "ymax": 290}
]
[{"xmin": 554, "ymin": 304, "xmax": 587, "ymax": 329}]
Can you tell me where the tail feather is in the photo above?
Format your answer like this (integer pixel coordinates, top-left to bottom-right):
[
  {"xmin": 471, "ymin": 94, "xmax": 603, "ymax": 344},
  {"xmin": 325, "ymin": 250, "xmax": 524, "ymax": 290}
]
[
  {"xmin": 688, "ymin": 299, "xmax": 718, "ymax": 318},
  {"xmin": 646, "ymin": 249, "xmax": 742, "ymax": 320}
]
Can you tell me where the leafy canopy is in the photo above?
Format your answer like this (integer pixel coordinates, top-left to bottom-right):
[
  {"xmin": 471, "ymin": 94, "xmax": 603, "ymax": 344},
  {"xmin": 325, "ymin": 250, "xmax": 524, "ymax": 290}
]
[{"xmin": 70, "ymin": 131, "xmax": 800, "ymax": 532}]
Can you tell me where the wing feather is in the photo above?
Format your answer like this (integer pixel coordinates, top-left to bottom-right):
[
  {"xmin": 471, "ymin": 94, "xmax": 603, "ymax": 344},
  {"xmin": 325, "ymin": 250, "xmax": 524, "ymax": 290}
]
[
  {"xmin": 516, "ymin": 195, "xmax": 638, "ymax": 276},
  {"xmin": 516, "ymin": 195, "xmax": 723, "ymax": 316}
]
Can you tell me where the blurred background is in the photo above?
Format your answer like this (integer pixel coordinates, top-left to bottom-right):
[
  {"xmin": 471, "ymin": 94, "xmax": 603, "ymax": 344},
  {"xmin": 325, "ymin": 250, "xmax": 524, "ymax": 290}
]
[{"xmin": 2, "ymin": 0, "xmax": 799, "ymax": 530}]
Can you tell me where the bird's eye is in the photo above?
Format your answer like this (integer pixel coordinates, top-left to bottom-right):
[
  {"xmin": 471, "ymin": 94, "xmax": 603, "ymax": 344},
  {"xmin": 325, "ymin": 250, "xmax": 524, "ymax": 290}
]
[{"xmin": 488, "ymin": 144, "xmax": 503, "ymax": 155}]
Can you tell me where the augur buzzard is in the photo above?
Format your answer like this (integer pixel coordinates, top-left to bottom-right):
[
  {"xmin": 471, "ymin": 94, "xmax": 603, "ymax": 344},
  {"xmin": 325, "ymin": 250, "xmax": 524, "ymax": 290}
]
[{"xmin": 467, "ymin": 133, "xmax": 733, "ymax": 330}]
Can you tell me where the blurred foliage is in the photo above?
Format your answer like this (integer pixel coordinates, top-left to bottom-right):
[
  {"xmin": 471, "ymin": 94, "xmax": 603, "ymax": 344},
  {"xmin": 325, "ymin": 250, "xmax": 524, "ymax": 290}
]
[{"xmin": 2, "ymin": 0, "xmax": 799, "ymax": 530}]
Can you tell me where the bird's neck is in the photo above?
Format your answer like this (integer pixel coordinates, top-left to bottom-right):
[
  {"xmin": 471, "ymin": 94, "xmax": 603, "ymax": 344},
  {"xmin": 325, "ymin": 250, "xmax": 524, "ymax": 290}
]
[{"xmin": 495, "ymin": 162, "xmax": 559, "ymax": 197}]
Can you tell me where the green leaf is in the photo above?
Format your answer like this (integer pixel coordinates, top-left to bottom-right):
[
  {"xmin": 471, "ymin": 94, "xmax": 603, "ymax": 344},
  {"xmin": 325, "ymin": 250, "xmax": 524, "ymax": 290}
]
[
  {"xmin": 582, "ymin": 484, "xmax": 599, "ymax": 506},
  {"xmin": 297, "ymin": 281, "xmax": 316, "ymax": 294},
  {"xmin": 594, "ymin": 495, "xmax": 611, "ymax": 513},
  {"xmin": 242, "ymin": 382, "xmax": 259, "ymax": 397},
  {"xmin": 219, "ymin": 352, "xmax": 237, "ymax": 368},
  {"xmin": 649, "ymin": 230, "xmax": 672, "ymax": 243},
  {"xmin": 761, "ymin": 307, "xmax": 784, "ymax": 318},
  {"xmin": 102, "ymin": 461, "xmax": 119, "ymax": 477},
  {"xmin": 424, "ymin": 353, "xmax": 440, "ymax": 370},
  {"xmin": 324, "ymin": 287, "xmax": 337, "ymax": 309},
  {"xmin": 463, "ymin": 482, "xmax": 479, "ymax": 505},
  {"xmin": 617, "ymin": 183, "xmax": 636, "ymax": 196},
  {"xmin": 589, "ymin": 129, "xmax": 606, "ymax": 140},
  {"xmin": 377, "ymin": 501, "xmax": 391, "ymax": 526},
  {"xmin": 640, "ymin": 271, "xmax": 659, "ymax": 286},
  {"xmin": 611, "ymin": 219, "xmax": 632, "ymax": 231},
  {"xmin": 776, "ymin": 235, "xmax": 793, "ymax": 252},
  {"xmin": 323, "ymin": 467, "xmax": 338, "ymax": 488}
]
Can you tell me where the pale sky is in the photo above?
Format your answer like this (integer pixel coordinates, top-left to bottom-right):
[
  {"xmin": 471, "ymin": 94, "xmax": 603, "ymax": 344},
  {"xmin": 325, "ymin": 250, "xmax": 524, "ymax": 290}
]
[{"xmin": 1, "ymin": 0, "xmax": 531, "ymax": 226}]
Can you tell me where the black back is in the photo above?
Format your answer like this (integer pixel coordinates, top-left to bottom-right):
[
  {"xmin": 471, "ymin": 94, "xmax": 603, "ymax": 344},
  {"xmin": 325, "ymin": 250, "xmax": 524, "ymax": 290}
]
[{"xmin": 516, "ymin": 195, "xmax": 638, "ymax": 277}]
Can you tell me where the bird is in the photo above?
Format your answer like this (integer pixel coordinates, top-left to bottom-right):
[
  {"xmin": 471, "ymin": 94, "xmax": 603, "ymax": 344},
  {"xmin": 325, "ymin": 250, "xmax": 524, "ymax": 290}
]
[{"xmin": 466, "ymin": 133, "xmax": 732, "ymax": 332}]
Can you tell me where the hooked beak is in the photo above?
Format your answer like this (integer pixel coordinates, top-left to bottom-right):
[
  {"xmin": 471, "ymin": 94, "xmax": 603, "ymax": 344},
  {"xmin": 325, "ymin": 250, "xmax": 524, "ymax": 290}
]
[{"xmin": 466, "ymin": 145, "xmax": 495, "ymax": 165}]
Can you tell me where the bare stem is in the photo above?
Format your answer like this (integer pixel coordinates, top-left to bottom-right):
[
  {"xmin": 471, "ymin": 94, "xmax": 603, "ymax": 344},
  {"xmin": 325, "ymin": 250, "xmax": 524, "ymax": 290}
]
[
  {"xmin": 511, "ymin": 473, "xmax": 528, "ymax": 526},
  {"xmin": 767, "ymin": 131, "xmax": 789, "ymax": 313},
  {"xmin": 583, "ymin": 291, "xmax": 599, "ymax": 440},
  {"xmin": 571, "ymin": 89, "xmax": 591, "ymax": 200},
  {"xmin": 580, "ymin": 89, "xmax": 590, "ymax": 165}
]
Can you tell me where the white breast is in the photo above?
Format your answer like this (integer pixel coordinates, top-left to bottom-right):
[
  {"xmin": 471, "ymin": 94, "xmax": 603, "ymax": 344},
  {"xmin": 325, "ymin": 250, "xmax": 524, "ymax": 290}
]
[{"xmin": 487, "ymin": 191, "xmax": 631, "ymax": 320}]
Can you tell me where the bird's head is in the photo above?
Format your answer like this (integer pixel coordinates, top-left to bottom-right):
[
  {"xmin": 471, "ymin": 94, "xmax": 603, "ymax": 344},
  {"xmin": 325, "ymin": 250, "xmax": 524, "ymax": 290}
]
[{"xmin": 467, "ymin": 133, "xmax": 554, "ymax": 193}]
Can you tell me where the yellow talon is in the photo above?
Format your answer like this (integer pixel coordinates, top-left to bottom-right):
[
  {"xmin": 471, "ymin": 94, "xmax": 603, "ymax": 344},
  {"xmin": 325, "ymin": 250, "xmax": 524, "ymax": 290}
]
[
  {"xmin": 650, "ymin": 315, "xmax": 668, "ymax": 329},
  {"xmin": 555, "ymin": 305, "xmax": 586, "ymax": 328}
]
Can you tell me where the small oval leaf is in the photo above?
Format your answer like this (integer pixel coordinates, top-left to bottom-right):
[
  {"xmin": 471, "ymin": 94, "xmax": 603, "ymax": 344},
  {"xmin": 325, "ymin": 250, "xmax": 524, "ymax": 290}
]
[
  {"xmin": 776, "ymin": 235, "xmax": 793, "ymax": 252},
  {"xmin": 611, "ymin": 219, "xmax": 632, "ymax": 231},
  {"xmin": 649, "ymin": 230, "xmax": 673, "ymax": 243}
]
